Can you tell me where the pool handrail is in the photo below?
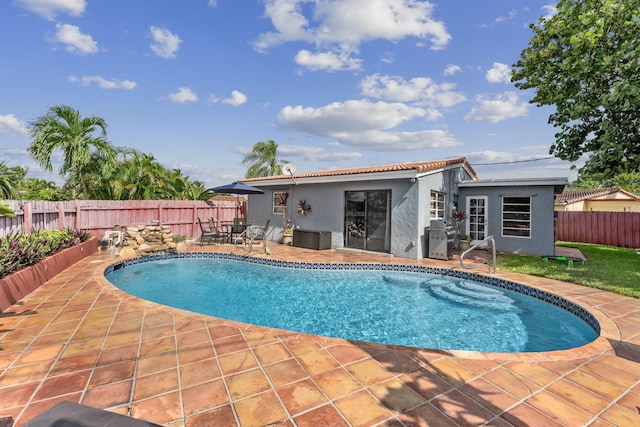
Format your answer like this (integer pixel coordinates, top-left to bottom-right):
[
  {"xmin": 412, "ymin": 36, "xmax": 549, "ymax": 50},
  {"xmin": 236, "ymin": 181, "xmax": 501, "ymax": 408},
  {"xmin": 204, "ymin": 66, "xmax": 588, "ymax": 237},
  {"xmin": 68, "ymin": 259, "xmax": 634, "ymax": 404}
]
[{"xmin": 460, "ymin": 235, "xmax": 496, "ymax": 274}]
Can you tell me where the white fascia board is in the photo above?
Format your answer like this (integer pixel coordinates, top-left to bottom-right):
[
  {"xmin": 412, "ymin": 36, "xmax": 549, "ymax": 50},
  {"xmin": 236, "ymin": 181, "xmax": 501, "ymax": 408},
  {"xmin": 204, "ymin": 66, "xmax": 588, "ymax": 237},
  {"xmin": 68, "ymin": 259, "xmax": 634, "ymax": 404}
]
[
  {"xmin": 459, "ymin": 177, "xmax": 568, "ymax": 187},
  {"xmin": 247, "ymin": 170, "xmax": 418, "ymax": 187}
]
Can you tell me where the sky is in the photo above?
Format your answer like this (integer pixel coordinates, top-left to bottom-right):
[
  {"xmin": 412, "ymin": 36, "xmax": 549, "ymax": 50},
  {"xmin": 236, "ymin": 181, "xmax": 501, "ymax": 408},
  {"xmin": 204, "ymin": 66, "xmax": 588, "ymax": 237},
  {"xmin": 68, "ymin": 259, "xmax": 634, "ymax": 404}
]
[{"xmin": 0, "ymin": 0, "xmax": 584, "ymax": 188}]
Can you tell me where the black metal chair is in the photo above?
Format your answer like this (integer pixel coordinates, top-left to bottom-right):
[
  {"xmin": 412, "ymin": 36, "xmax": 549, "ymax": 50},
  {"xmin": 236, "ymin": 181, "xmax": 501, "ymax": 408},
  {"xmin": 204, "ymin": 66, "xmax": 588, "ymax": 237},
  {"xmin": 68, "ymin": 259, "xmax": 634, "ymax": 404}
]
[{"xmin": 197, "ymin": 217, "xmax": 222, "ymax": 246}]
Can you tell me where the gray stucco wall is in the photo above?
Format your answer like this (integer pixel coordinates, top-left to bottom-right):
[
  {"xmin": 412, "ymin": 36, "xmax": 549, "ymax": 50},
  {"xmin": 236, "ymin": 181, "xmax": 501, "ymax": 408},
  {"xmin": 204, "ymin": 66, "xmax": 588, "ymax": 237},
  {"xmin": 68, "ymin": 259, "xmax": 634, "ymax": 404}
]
[
  {"xmin": 247, "ymin": 179, "xmax": 423, "ymax": 258},
  {"xmin": 246, "ymin": 165, "xmax": 475, "ymax": 260},
  {"xmin": 457, "ymin": 185, "xmax": 557, "ymax": 256}
]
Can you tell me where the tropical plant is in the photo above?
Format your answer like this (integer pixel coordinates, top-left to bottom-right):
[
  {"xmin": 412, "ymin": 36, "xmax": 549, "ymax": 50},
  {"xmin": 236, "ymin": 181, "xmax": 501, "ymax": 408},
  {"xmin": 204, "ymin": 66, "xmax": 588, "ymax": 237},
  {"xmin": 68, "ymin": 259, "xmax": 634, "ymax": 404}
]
[
  {"xmin": 22, "ymin": 178, "xmax": 67, "ymax": 201},
  {"xmin": 0, "ymin": 229, "xmax": 90, "ymax": 279},
  {"xmin": 567, "ymin": 171, "xmax": 640, "ymax": 195},
  {"xmin": 0, "ymin": 160, "xmax": 21, "ymax": 199},
  {"xmin": 242, "ymin": 139, "xmax": 289, "ymax": 178},
  {"xmin": 0, "ymin": 201, "xmax": 16, "ymax": 217},
  {"xmin": 27, "ymin": 105, "xmax": 118, "ymax": 199},
  {"xmin": 512, "ymin": 0, "xmax": 640, "ymax": 179}
]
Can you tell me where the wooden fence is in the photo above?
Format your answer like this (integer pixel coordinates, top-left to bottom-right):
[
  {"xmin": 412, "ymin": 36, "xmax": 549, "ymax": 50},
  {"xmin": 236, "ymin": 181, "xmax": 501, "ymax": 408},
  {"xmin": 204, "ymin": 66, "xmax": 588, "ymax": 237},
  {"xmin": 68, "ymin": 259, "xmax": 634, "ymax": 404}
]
[
  {"xmin": 556, "ymin": 211, "xmax": 640, "ymax": 248},
  {"xmin": 0, "ymin": 199, "xmax": 243, "ymax": 240}
]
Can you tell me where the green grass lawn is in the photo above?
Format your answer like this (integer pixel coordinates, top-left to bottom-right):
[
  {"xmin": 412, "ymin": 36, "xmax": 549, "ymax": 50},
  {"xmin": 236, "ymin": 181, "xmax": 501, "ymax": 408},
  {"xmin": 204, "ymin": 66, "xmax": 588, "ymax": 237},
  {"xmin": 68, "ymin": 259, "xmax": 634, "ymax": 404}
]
[{"xmin": 497, "ymin": 242, "xmax": 640, "ymax": 298}]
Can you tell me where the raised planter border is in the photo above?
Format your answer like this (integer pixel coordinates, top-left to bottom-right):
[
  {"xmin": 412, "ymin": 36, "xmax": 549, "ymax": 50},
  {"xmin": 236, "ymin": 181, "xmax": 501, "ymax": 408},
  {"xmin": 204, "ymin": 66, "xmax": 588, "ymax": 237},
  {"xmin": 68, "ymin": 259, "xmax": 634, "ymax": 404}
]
[{"xmin": 0, "ymin": 237, "xmax": 98, "ymax": 311}]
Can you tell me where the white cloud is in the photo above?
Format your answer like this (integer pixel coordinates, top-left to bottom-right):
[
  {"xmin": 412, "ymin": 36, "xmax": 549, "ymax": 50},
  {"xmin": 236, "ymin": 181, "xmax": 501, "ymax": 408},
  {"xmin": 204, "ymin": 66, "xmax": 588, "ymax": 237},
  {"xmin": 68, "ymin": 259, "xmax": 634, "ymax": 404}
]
[
  {"xmin": 494, "ymin": 9, "xmax": 517, "ymax": 24},
  {"xmin": 278, "ymin": 99, "xmax": 426, "ymax": 134},
  {"xmin": 278, "ymin": 145, "xmax": 362, "ymax": 162},
  {"xmin": 15, "ymin": 0, "xmax": 86, "ymax": 20},
  {"xmin": 208, "ymin": 0, "xmax": 218, "ymax": 7},
  {"xmin": 443, "ymin": 64, "xmax": 461, "ymax": 76},
  {"xmin": 223, "ymin": 90, "xmax": 247, "ymax": 106},
  {"xmin": 167, "ymin": 87, "xmax": 198, "ymax": 103},
  {"xmin": 208, "ymin": 90, "xmax": 248, "ymax": 106},
  {"xmin": 277, "ymin": 99, "xmax": 461, "ymax": 150},
  {"xmin": 464, "ymin": 148, "xmax": 573, "ymax": 179},
  {"xmin": 464, "ymin": 92, "xmax": 529, "ymax": 123},
  {"xmin": 49, "ymin": 23, "xmax": 98, "ymax": 55},
  {"xmin": 0, "ymin": 114, "xmax": 28, "ymax": 134},
  {"xmin": 541, "ymin": 4, "xmax": 558, "ymax": 20},
  {"xmin": 68, "ymin": 75, "xmax": 136, "ymax": 90},
  {"xmin": 295, "ymin": 50, "xmax": 362, "ymax": 72},
  {"xmin": 149, "ymin": 26, "xmax": 182, "ymax": 59},
  {"xmin": 486, "ymin": 62, "xmax": 512, "ymax": 84},
  {"xmin": 255, "ymin": 0, "xmax": 450, "ymax": 71},
  {"xmin": 360, "ymin": 74, "xmax": 465, "ymax": 108},
  {"xmin": 338, "ymin": 129, "xmax": 461, "ymax": 150}
]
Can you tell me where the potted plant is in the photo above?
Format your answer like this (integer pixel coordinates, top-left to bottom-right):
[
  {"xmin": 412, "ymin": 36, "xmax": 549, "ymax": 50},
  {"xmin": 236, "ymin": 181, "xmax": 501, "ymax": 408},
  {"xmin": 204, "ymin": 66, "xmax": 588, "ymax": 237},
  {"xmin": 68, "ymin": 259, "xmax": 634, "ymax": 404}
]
[
  {"xmin": 452, "ymin": 210, "xmax": 469, "ymax": 250},
  {"xmin": 281, "ymin": 200, "xmax": 312, "ymax": 245},
  {"xmin": 458, "ymin": 232, "xmax": 470, "ymax": 250},
  {"xmin": 282, "ymin": 220, "xmax": 294, "ymax": 245}
]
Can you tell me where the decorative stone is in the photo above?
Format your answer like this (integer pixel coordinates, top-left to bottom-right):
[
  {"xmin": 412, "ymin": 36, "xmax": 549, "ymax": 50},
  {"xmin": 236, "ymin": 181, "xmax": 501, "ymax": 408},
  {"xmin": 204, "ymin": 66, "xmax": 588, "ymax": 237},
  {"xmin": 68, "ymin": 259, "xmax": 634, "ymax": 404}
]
[{"xmin": 118, "ymin": 247, "xmax": 137, "ymax": 258}]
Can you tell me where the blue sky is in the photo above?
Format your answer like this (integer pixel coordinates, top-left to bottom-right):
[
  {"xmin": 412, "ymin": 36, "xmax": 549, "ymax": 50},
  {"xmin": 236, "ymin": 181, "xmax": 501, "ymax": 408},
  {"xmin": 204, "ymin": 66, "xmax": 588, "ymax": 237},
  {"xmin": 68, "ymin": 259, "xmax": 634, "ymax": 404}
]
[{"xmin": 0, "ymin": 0, "xmax": 581, "ymax": 188}]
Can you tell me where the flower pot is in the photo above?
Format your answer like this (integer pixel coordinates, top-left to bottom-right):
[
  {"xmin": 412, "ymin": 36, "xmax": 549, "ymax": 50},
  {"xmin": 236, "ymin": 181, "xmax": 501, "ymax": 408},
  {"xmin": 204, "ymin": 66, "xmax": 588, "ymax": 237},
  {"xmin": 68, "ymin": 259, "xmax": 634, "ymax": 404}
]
[
  {"xmin": 282, "ymin": 234, "xmax": 293, "ymax": 246},
  {"xmin": 459, "ymin": 239, "xmax": 470, "ymax": 251}
]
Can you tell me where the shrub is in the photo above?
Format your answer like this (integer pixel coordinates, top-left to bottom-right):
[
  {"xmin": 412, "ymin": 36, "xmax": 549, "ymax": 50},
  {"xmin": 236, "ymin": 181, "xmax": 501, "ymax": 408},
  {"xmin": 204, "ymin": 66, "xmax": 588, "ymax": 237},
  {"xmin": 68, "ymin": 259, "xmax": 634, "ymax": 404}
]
[{"xmin": 0, "ymin": 228, "xmax": 91, "ymax": 279}]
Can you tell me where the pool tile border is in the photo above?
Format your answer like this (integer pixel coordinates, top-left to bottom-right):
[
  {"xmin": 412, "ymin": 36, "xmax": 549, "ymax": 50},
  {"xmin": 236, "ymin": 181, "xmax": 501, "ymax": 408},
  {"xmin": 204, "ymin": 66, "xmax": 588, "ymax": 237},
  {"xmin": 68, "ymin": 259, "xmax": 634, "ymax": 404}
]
[{"xmin": 105, "ymin": 252, "xmax": 601, "ymax": 341}]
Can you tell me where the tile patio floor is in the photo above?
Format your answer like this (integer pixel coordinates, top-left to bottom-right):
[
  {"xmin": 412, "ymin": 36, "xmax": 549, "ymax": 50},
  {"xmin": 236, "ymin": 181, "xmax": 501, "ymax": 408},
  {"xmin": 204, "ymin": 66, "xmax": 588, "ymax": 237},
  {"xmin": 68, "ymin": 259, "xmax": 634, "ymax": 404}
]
[{"xmin": 1, "ymin": 242, "xmax": 639, "ymax": 426}]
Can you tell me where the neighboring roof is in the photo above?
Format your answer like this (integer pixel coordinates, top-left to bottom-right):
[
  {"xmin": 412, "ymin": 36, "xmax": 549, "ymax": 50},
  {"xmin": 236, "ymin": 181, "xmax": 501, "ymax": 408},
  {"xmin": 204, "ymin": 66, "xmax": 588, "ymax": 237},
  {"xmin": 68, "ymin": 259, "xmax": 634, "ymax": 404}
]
[
  {"xmin": 242, "ymin": 157, "xmax": 478, "ymax": 186},
  {"xmin": 555, "ymin": 188, "xmax": 640, "ymax": 205},
  {"xmin": 208, "ymin": 195, "xmax": 246, "ymax": 202}
]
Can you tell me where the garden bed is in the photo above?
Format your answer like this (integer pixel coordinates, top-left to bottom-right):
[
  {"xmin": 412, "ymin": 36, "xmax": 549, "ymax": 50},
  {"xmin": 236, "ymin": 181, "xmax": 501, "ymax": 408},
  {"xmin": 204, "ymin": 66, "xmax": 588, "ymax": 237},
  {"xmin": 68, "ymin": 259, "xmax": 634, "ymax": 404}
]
[{"xmin": 0, "ymin": 237, "xmax": 98, "ymax": 311}]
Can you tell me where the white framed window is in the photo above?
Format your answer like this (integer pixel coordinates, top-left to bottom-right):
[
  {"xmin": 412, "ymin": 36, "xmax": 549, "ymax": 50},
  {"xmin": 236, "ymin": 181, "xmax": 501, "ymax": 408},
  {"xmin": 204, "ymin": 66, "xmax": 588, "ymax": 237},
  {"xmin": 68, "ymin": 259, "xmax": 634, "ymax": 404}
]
[
  {"xmin": 502, "ymin": 196, "xmax": 531, "ymax": 237},
  {"xmin": 273, "ymin": 191, "xmax": 288, "ymax": 214},
  {"xmin": 430, "ymin": 191, "xmax": 446, "ymax": 219}
]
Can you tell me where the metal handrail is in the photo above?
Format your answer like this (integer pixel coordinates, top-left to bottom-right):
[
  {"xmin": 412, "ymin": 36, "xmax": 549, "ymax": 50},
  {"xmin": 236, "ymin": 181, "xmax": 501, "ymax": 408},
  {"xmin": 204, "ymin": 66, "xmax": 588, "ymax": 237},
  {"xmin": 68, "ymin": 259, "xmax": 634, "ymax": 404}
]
[{"xmin": 460, "ymin": 235, "xmax": 496, "ymax": 274}]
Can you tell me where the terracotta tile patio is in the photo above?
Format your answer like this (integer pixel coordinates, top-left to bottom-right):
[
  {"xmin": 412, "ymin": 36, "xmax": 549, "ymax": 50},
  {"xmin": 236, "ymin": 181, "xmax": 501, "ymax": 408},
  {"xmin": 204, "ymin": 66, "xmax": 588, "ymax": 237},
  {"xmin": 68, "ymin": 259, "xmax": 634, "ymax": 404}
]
[{"xmin": 1, "ymin": 242, "xmax": 639, "ymax": 426}]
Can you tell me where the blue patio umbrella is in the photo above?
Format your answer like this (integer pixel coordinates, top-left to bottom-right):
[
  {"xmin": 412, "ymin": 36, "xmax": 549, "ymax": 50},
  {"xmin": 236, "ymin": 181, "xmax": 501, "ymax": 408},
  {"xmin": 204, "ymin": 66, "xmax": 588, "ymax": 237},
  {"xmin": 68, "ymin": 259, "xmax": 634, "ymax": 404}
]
[{"xmin": 208, "ymin": 181, "xmax": 265, "ymax": 221}]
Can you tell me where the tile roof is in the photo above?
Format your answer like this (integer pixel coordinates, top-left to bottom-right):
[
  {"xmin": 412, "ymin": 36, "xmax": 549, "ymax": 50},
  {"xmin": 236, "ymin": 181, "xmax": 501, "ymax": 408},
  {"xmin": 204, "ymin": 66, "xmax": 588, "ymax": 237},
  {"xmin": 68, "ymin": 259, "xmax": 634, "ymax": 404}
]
[
  {"xmin": 242, "ymin": 157, "xmax": 478, "ymax": 183},
  {"xmin": 555, "ymin": 187, "xmax": 640, "ymax": 204}
]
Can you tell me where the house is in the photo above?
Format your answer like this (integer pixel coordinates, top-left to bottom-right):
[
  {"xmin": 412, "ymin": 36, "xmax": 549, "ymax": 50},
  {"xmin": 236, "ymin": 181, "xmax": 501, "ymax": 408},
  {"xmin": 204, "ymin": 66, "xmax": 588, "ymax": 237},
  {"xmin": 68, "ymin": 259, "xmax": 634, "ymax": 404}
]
[
  {"xmin": 243, "ymin": 158, "xmax": 566, "ymax": 260},
  {"xmin": 554, "ymin": 188, "xmax": 640, "ymax": 212}
]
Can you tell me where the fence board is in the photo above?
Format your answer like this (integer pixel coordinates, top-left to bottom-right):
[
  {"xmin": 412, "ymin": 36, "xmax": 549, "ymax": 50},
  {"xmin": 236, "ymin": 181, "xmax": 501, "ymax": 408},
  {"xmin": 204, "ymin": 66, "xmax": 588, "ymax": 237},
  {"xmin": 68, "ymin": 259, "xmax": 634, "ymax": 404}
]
[
  {"xmin": 557, "ymin": 211, "xmax": 640, "ymax": 248},
  {"xmin": 1, "ymin": 199, "xmax": 240, "ymax": 240}
]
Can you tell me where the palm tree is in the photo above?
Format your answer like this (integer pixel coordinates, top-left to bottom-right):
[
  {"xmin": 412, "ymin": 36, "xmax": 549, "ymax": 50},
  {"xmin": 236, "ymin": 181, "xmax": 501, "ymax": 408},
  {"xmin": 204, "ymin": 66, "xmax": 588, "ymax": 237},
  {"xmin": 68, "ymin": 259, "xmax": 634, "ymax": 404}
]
[
  {"xmin": 0, "ymin": 161, "xmax": 20, "ymax": 199},
  {"xmin": 27, "ymin": 105, "xmax": 117, "ymax": 199},
  {"xmin": 242, "ymin": 139, "xmax": 288, "ymax": 178}
]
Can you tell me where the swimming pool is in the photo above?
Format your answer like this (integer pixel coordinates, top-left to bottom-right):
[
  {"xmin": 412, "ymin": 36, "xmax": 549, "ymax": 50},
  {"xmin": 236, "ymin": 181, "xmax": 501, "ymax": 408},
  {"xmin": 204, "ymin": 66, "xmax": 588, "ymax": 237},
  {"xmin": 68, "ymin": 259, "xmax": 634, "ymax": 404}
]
[{"xmin": 105, "ymin": 253, "xmax": 599, "ymax": 353}]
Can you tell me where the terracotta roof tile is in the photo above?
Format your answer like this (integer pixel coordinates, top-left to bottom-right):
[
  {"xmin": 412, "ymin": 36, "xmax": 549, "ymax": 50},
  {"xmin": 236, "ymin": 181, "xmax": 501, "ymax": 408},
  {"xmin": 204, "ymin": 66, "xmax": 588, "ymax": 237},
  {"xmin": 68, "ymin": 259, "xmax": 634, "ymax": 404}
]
[
  {"xmin": 242, "ymin": 157, "xmax": 478, "ymax": 182},
  {"xmin": 554, "ymin": 187, "xmax": 639, "ymax": 204}
]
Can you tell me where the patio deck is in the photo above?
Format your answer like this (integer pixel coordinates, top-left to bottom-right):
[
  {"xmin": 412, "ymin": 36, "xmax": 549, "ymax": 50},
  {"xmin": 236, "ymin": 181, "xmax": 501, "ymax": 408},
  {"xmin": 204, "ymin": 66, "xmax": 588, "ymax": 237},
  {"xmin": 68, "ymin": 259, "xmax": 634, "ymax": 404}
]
[{"xmin": 1, "ymin": 242, "xmax": 639, "ymax": 426}]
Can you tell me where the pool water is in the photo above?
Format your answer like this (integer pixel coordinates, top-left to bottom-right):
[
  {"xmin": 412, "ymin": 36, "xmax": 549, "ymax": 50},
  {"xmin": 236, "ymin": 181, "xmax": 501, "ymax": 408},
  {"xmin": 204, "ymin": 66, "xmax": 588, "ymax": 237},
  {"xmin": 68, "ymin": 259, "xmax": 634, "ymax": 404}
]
[{"xmin": 106, "ymin": 257, "xmax": 598, "ymax": 352}]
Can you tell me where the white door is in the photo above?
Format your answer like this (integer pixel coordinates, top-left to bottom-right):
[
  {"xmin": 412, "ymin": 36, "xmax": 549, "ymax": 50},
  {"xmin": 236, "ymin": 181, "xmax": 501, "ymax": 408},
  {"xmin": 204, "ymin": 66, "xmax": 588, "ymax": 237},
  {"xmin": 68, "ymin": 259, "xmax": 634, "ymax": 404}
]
[{"xmin": 466, "ymin": 196, "xmax": 488, "ymax": 245}]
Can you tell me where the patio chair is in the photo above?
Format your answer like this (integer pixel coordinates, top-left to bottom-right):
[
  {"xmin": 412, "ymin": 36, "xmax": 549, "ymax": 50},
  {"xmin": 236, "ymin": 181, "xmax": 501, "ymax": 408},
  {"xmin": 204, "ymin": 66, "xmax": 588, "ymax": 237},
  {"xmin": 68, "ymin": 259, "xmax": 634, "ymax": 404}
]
[
  {"xmin": 197, "ymin": 217, "xmax": 222, "ymax": 246},
  {"xmin": 236, "ymin": 219, "xmax": 271, "ymax": 254}
]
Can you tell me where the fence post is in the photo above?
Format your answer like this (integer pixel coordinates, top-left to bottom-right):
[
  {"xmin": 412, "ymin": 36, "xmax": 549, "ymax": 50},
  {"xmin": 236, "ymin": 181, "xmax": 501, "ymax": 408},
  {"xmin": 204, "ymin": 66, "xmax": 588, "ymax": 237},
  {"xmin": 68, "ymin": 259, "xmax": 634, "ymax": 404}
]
[
  {"xmin": 75, "ymin": 202, "xmax": 81, "ymax": 230},
  {"xmin": 23, "ymin": 201, "xmax": 32, "ymax": 234},
  {"xmin": 57, "ymin": 202, "xmax": 65, "ymax": 230}
]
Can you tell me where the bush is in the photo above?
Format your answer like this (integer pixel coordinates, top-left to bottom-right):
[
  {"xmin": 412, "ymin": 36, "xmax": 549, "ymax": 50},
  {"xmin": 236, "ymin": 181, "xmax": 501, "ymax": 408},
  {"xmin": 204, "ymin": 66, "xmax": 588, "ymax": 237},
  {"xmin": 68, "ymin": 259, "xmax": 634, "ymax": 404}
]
[{"xmin": 0, "ymin": 228, "xmax": 91, "ymax": 279}]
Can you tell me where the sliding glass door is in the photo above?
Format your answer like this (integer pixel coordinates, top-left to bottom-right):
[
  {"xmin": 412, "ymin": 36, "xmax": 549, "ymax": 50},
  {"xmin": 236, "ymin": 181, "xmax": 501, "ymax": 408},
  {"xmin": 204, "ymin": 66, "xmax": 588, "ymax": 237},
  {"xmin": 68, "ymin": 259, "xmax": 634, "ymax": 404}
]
[{"xmin": 344, "ymin": 190, "xmax": 390, "ymax": 252}]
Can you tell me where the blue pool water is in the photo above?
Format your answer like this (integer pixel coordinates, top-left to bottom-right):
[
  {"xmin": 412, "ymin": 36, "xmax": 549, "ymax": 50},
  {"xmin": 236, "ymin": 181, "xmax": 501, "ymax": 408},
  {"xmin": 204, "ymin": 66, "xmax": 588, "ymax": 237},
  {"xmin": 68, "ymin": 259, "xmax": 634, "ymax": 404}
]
[{"xmin": 106, "ymin": 256, "xmax": 598, "ymax": 352}]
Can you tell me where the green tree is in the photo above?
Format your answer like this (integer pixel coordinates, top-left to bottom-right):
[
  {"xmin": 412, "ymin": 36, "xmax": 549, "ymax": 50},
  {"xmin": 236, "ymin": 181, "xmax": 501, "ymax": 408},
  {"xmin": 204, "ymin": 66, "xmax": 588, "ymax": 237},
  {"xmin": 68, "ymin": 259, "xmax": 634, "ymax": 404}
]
[
  {"xmin": 568, "ymin": 171, "xmax": 640, "ymax": 195},
  {"xmin": 27, "ymin": 105, "xmax": 117, "ymax": 199},
  {"xmin": 0, "ymin": 161, "xmax": 21, "ymax": 199},
  {"xmin": 241, "ymin": 139, "xmax": 288, "ymax": 178},
  {"xmin": 0, "ymin": 201, "xmax": 15, "ymax": 217},
  {"xmin": 22, "ymin": 178, "xmax": 67, "ymax": 201},
  {"xmin": 512, "ymin": 0, "xmax": 640, "ymax": 179}
]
